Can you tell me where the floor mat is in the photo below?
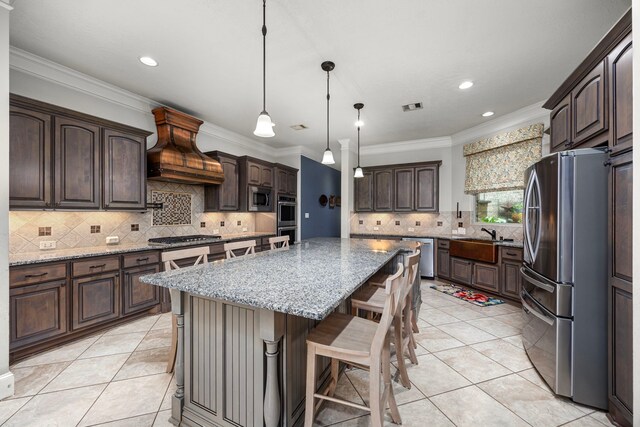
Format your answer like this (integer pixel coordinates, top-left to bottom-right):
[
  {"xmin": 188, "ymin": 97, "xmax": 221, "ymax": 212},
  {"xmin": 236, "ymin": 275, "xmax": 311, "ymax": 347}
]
[{"xmin": 430, "ymin": 283, "xmax": 504, "ymax": 306}]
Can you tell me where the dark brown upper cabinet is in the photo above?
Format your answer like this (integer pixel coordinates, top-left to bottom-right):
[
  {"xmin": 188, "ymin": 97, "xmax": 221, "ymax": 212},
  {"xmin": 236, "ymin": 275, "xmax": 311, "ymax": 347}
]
[
  {"xmin": 103, "ymin": 129, "xmax": 146, "ymax": 210},
  {"xmin": 394, "ymin": 168, "xmax": 414, "ymax": 211},
  {"xmin": 204, "ymin": 152, "xmax": 240, "ymax": 212},
  {"xmin": 354, "ymin": 161, "xmax": 440, "ymax": 212},
  {"xmin": 275, "ymin": 164, "xmax": 298, "ymax": 196},
  {"xmin": 9, "ymin": 95, "xmax": 151, "ymax": 211},
  {"xmin": 608, "ymin": 34, "xmax": 633, "ymax": 156},
  {"xmin": 415, "ymin": 165, "xmax": 439, "ymax": 212},
  {"xmin": 373, "ymin": 169, "xmax": 393, "ymax": 212},
  {"xmin": 9, "ymin": 106, "xmax": 52, "ymax": 209},
  {"xmin": 571, "ymin": 61, "xmax": 607, "ymax": 146},
  {"xmin": 54, "ymin": 117, "xmax": 101, "ymax": 209},
  {"xmin": 246, "ymin": 159, "xmax": 273, "ymax": 188},
  {"xmin": 550, "ymin": 95, "xmax": 571, "ymax": 152},
  {"xmin": 354, "ymin": 171, "xmax": 373, "ymax": 212}
]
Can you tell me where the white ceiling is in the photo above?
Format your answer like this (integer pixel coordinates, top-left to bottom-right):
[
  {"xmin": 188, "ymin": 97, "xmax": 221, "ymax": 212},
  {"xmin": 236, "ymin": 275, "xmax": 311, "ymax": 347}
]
[{"xmin": 9, "ymin": 0, "xmax": 631, "ymax": 150}]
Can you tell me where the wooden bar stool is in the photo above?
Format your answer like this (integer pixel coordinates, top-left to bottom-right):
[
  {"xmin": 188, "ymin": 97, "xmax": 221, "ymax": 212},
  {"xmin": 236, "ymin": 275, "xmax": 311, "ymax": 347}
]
[
  {"xmin": 162, "ymin": 246, "xmax": 210, "ymax": 373},
  {"xmin": 224, "ymin": 240, "xmax": 256, "ymax": 258},
  {"xmin": 351, "ymin": 250, "xmax": 421, "ymax": 389},
  {"xmin": 268, "ymin": 235, "xmax": 290, "ymax": 250},
  {"xmin": 305, "ymin": 264, "xmax": 405, "ymax": 427}
]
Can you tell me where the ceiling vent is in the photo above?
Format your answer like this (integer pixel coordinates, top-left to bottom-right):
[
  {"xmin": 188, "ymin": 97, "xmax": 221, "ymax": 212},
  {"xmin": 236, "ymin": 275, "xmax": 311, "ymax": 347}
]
[
  {"xmin": 290, "ymin": 124, "xmax": 308, "ymax": 131},
  {"xmin": 402, "ymin": 102, "xmax": 423, "ymax": 112}
]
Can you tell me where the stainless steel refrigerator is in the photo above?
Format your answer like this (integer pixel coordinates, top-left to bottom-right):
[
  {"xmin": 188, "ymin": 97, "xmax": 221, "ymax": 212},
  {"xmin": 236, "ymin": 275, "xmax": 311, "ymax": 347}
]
[{"xmin": 521, "ymin": 148, "xmax": 608, "ymax": 409}]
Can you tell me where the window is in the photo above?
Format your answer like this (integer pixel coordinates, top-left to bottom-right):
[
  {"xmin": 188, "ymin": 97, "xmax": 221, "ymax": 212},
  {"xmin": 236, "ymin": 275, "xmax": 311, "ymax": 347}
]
[{"xmin": 475, "ymin": 190, "xmax": 523, "ymax": 224}]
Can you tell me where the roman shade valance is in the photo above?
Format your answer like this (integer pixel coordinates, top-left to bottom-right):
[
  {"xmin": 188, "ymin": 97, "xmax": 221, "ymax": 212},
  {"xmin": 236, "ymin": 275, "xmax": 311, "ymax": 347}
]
[{"xmin": 464, "ymin": 123, "xmax": 544, "ymax": 195}]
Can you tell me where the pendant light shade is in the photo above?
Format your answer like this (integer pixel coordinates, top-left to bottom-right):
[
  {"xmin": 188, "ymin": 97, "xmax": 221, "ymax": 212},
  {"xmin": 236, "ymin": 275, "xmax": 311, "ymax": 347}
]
[
  {"xmin": 354, "ymin": 103, "xmax": 364, "ymax": 178},
  {"xmin": 254, "ymin": 111, "xmax": 275, "ymax": 137},
  {"xmin": 254, "ymin": 0, "xmax": 275, "ymax": 138},
  {"xmin": 321, "ymin": 61, "xmax": 336, "ymax": 165}
]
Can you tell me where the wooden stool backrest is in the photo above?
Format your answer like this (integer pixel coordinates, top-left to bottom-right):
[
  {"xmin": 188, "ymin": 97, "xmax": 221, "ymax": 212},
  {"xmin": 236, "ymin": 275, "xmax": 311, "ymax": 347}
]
[
  {"xmin": 370, "ymin": 263, "xmax": 405, "ymax": 356},
  {"xmin": 401, "ymin": 249, "xmax": 421, "ymax": 302},
  {"xmin": 162, "ymin": 246, "xmax": 210, "ymax": 271},
  {"xmin": 268, "ymin": 235, "xmax": 290, "ymax": 250},
  {"xmin": 224, "ymin": 240, "xmax": 257, "ymax": 259}
]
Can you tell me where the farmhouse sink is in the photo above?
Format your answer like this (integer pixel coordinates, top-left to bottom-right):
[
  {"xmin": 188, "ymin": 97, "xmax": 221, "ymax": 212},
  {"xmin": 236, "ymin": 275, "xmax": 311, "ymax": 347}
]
[{"xmin": 449, "ymin": 239, "xmax": 499, "ymax": 264}]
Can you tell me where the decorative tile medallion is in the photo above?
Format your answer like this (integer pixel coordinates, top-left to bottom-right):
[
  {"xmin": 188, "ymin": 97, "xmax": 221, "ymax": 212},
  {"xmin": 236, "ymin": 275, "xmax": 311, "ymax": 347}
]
[{"xmin": 152, "ymin": 191, "xmax": 192, "ymax": 226}]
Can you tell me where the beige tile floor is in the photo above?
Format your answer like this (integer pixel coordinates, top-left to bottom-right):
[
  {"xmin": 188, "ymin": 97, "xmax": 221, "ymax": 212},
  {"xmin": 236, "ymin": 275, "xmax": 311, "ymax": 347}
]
[{"xmin": 0, "ymin": 281, "xmax": 617, "ymax": 426}]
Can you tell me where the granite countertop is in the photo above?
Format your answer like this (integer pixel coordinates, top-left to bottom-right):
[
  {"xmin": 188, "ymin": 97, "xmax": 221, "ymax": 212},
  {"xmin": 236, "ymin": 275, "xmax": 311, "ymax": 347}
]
[
  {"xmin": 350, "ymin": 233, "xmax": 524, "ymax": 248},
  {"xmin": 9, "ymin": 232, "xmax": 277, "ymax": 266},
  {"xmin": 140, "ymin": 237, "xmax": 416, "ymax": 320}
]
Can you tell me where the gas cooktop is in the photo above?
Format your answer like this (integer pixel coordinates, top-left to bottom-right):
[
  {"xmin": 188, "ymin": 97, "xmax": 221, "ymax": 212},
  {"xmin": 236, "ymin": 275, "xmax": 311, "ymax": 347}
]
[{"xmin": 148, "ymin": 235, "xmax": 221, "ymax": 246}]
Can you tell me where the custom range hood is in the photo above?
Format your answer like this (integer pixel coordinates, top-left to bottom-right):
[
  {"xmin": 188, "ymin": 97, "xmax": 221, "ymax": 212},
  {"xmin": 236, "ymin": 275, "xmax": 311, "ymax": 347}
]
[{"xmin": 147, "ymin": 107, "xmax": 224, "ymax": 185}]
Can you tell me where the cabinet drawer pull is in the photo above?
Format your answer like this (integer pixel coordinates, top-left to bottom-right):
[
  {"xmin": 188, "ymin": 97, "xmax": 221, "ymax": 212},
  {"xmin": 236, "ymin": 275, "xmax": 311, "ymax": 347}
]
[
  {"xmin": 25, "ymin": 272, "xmax": 48, "ymax": 278},
  {"xmin": 506, "ymin": 251, "xmax": 518, "ymax": 256},
  {"xmin": 136, "ymin": 257, "xmax": 150, "ymax": 262},
  {"xmin": 89, "ymin": 264, "xmax": 106, "ymax": 269}
]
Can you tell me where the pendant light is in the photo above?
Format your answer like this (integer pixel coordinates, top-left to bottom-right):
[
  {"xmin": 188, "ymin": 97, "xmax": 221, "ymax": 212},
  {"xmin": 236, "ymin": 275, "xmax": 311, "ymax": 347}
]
[
  {"xmin": 354, "ymin": 103, "xmax": 364, "ymax": 178},
  {"xmin": 321, "ymin": 61, "xmax": 335, "ymax": 164},
  {"xmin": 254, "ymin": 0, "xmax": 275, "ymax": 138}
]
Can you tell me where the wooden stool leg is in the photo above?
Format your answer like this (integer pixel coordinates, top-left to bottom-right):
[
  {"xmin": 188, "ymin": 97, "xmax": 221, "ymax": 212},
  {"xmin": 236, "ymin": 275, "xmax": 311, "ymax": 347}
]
[
  {"xmin": 304, "ymin": 345, "xmax": 317, "ymax": 427},
  {"xmin": 370, "ymin": 355, "xmax": 383, "ymax": 427},
  {"xmin": 328, "ymin": 359, "xmax": 339, "ymax": 397},
  {"xmin": 393, "ymin": 315, "xmax": 411, "ymax": 389},
  {"xmin": 383, "ymin": 335, "xmax": 402, "ymax": 425},
  {"xmin": 405, "ymin": 307, "xmax": 419, "ymax": 365},
  {"xmin": 166, "ymin": 314, "xmax": 178, "ymax": 373},
  {"xmin": 411, "ymin": 309, "xmax": 419, "ymax": 334}
]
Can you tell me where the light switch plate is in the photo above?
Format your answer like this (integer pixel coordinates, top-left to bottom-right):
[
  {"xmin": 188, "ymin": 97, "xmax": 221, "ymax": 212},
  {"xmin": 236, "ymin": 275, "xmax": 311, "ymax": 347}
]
[
  {"xmin": 373, "ymin": 226, "xmax": 379, "ymax": 231},
  {"xmin": 105, "ymin": 236, "xmax": 119, "ymax": 245},
  {"xmin": 39, "ymin": 241, "xmax": 56, "ymax": 250},
  {"xmin": 407, "ymin": 227, "xmax": 415, "ymax": 232},
  {"xmin": 305, "ymin": 212, "xmax": 310, "ymax": 218},
  {"xmin": 213, "ymin": 229, "xmax": 219, "ymax": 234},
  {"xmin": 458, "ymin": 227, "xmax": 466, "ymax": 235},
  {"xmin": 451, "ymin": 229, "xmax": 458, "ymax": 234},
  {"xmin": 242, "ymin": 227, "xmax": 248, "ymax": 232}
]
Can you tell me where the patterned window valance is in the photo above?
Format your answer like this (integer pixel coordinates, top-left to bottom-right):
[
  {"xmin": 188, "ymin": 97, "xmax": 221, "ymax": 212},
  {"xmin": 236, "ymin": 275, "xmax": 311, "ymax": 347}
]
[{"xmin": 464, "ymin": 123, "xmax": 544, "ymax": 195}]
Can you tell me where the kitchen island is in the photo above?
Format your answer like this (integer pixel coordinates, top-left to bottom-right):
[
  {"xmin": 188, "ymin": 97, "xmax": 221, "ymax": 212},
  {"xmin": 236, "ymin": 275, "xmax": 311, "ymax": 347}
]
[{"xmin": 140, "ymin": 237, "xmax": 416, "ymax": 427}]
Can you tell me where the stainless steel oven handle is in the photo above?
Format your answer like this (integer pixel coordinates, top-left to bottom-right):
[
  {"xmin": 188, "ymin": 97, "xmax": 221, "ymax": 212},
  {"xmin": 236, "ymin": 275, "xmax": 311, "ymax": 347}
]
[
  {"xmin": 521, "ymin": 293, "xmax": 554, "ymax": 326},
  {"xmin": 520, "ymin": 267, "xmax": 555, "ymax": 293}
]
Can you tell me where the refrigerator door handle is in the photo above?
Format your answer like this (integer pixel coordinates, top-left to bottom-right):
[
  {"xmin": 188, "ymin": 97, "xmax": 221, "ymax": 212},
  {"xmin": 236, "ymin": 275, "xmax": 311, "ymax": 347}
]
[
  {"xmin": 524, "ymin": 170, "xmax": 541, "ymax": 263},
  {"xmin": 520, "ymin": 267, "xmax": 556, "ymax": 293},
  {"xmin": 521, "ymin": 294, "xmax": 555, "ymax": 326}
]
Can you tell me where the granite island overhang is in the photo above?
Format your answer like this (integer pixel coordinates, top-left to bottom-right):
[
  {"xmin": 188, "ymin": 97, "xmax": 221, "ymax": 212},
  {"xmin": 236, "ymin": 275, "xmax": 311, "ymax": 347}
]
[{"xmin": 140, "ymin": 237, "xmax": 417, "ymax": 427}]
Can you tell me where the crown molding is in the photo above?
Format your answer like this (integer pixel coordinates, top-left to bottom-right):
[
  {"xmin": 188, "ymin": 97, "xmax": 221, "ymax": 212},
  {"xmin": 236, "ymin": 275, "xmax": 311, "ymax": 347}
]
[
  {"xmin": 361, "ymin": 136, "xmax": 452, "ymax": 156},
  {"xmin": 450, "ymin": 101, "xmax": 548, "ymax": 146},
  {"xmin": 9, "ymin": 47, "xmax": 276, "ymax": 158}
]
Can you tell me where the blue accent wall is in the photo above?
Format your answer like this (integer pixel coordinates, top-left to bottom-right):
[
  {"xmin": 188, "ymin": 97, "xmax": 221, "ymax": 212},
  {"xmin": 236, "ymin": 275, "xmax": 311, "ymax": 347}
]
[{"xmin": 300, "ymin": 155, "xmax": 341, "ymax": 239}]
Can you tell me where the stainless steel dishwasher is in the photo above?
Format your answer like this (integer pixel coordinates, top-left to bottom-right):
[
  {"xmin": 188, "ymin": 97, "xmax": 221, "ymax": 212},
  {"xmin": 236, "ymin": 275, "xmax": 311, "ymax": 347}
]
[{"xmin": 401, "ymin": 237, "xmax": 434, "ymax": 279}]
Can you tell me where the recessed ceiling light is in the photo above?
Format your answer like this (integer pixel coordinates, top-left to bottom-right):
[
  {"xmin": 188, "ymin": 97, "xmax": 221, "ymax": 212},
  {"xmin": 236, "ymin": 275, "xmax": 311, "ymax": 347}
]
[
  {"xmin": 458, "ymin": 81, "xmax": 474, "ymax": 90},
  {"xmin": 139, "ymin": 56, "xmax": 158, "ymax": 67},
  {"xmin": 482, "ymin": 111, "xmax": 494, "ymax": 117}
]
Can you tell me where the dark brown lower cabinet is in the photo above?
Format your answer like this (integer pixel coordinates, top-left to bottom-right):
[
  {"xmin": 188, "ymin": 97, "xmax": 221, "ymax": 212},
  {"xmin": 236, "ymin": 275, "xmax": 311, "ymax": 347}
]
[
  {"xmin": 123, "ymin": 264, "xmax": 161, "ymax": 315},
  {"xmin": 501, "ymin": 261, "xmax": 522, "ymax": 300},
  {"xmin": 72, "ymin": 271, "xmax": 120, "ymax": 331},
  {"xmin": 437, "ymin": 248, "xmax": 450, "ymax": 279},
  {"xmin": 9, "ymin": 280, "xmax": 67, "ymax": 350},
  {"xmin": 609, "ymin": 150, "xmax": 633, "ymax": 426},
  {"xmin": 451, "ymin": 258, "xmax": 472, "ymax": 285},
  {"xmin": 472, "ymin": 262, "xmax": 499, "ymax": 293}
]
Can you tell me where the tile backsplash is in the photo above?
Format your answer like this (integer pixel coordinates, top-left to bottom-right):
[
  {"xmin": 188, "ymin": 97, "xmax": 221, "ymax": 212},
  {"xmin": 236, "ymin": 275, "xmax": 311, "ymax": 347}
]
[
  {"xmin": 9, "ymin": 181, "xmax": 258, "ymax": 254},
  {"xmin": 350, "ymin": 211, "xmax": 523, "ymax": 241}
]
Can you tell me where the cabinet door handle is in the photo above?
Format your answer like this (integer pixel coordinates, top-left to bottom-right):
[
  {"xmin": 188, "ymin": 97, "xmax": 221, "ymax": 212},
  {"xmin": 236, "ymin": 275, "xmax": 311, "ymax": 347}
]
[
  {"xmin": 136, "ymin": 257, "xmax": 149, "ymax": 262},
  {"xmin": 25, "ymin": 272, "xmax": 48, "ymax": 278},
  {"xmin": 506, "ymin": 251, "xmax": 518, "ymax": 256},
  {"xmin": 89, "ymin": 264, "xmax": 106, "ymax": 269}
]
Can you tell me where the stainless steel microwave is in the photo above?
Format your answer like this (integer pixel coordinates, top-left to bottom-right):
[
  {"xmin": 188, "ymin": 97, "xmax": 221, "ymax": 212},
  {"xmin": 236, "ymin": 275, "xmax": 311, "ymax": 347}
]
[{"xmin": 248, "ymin": 186, "xmax": 272, "ymax": 212}]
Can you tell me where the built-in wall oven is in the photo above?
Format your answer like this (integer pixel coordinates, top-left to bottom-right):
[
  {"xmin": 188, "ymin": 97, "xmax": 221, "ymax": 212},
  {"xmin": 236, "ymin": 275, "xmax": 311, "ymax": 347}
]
[
  {"xmin": 277, "ymin": 226, "xmax": 296, "ymax": 244},
  {"xmin": 277, "ymin": 195, "xmax": 296, "ymax": 227},
  {"xmin": 521, "ymin": 148, "xmax": 608, "ymax": 410}
]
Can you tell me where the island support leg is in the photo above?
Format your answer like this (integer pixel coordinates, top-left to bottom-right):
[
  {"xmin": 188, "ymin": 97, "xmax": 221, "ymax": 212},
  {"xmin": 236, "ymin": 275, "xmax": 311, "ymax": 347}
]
[
  {"xmin": 260, "ymin": 310, "xmax": 286, "ymax": 427},
  {"xmin": 169, "ymin": 289, "xmax": 185, "ymax": 426}
]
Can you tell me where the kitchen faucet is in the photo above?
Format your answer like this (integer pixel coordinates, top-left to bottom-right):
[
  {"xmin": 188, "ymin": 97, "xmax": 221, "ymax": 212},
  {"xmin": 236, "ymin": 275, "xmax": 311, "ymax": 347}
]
[{"xmin": 481, "ymin": 227, "xmax": 497, "ymax": 240}]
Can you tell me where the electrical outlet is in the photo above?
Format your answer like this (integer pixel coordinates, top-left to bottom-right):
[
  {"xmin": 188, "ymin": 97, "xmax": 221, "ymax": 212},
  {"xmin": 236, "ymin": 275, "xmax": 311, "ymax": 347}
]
[
  {"xmin": 452, "ymin": 229, "xmax": 459, "ymax": 235},
  {"xmin": 408, "ymin": 227, "xmax": 415, "ymax": 232},
  {"xmin": 242, "ymin": 227, "xmax": 248, "ymax": 232},
  {"xmin": 373, "ymin": 226, "xmax": 379, "ymax": 231},
  {"xmin": 458, "ymin": 227, "xmax": 466, "ymax": 235},
  {"xmin": 105, "ymin": 236, "xmax": 119, "ymax": 245},
  {"xmin": 213, "ymin": 229, "xmax": 220, "ymax": 234},
  {"xmin": 305, "ymin": 212, "xmax": 310, "ymax": 218},
  {"xmin": 39, "ymin": 241, "xmax": 56, "ymax": 250}
]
